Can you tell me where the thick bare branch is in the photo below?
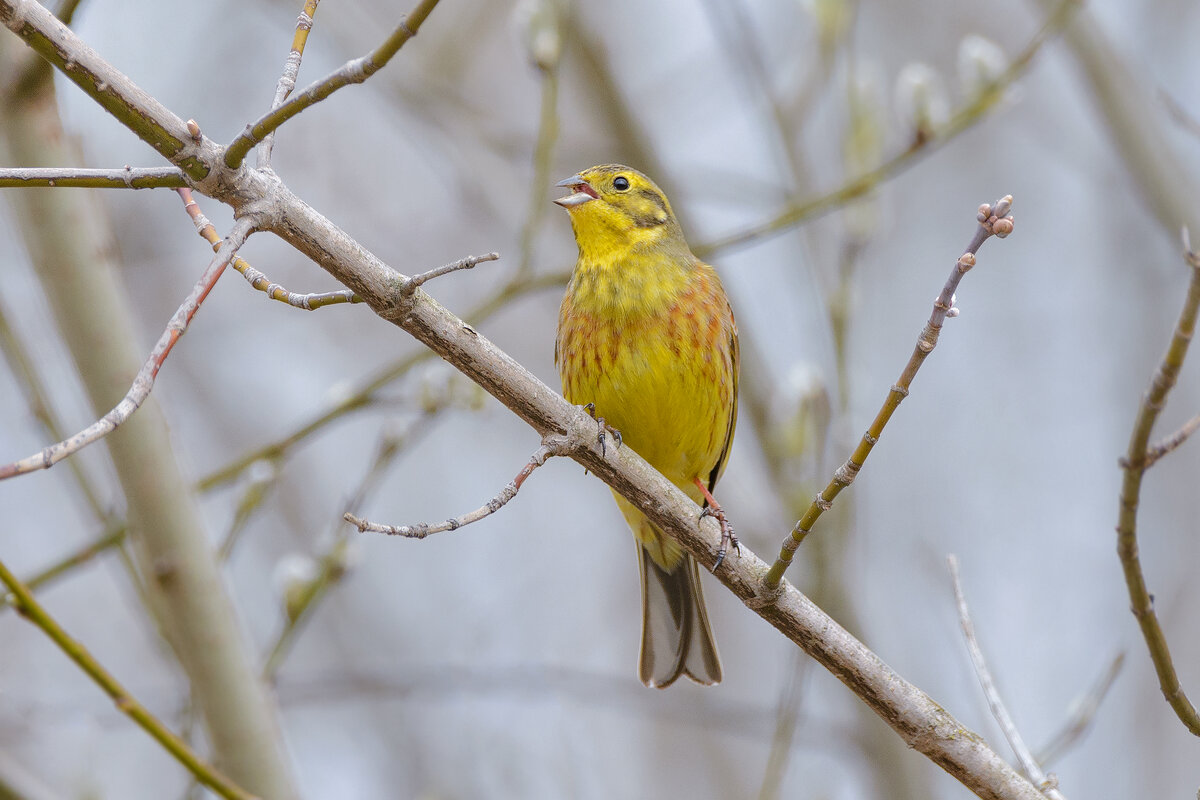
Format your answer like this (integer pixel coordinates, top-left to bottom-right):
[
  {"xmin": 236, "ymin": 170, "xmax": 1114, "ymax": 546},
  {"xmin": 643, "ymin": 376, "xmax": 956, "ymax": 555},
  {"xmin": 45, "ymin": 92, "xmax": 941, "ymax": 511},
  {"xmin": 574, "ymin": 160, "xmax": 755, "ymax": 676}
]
[{"xmin": 0, "ymin": 0, "xmax": 205, "ymax": 177}]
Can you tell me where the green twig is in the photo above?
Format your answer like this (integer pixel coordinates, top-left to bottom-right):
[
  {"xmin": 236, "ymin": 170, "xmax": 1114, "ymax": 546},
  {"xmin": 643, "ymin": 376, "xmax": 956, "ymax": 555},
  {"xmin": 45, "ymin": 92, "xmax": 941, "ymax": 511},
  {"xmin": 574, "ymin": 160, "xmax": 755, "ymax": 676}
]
[
  {"xmin": 0, "ymin": 557, "xmax": 257, "ymax": 800},
  {"xmin": 763, "ymin": 197, "xmax": 1014, "ymax": 589},
  {"xmin": 1115, "ymin": 241, "xmax": 1200, "ymax": 736}
]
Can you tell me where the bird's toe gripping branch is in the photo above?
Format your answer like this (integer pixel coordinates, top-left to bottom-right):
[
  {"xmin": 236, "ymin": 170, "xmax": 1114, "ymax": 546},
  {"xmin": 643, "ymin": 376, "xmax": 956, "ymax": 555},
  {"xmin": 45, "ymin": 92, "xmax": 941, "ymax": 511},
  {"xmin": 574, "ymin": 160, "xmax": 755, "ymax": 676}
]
[
  {"xmin": 693, "ymin": 477, "xmax": 739, "ymax": 571},
  {"xmin": 583, "ymin": 402, "xmax": 622, "ymax": 458}
]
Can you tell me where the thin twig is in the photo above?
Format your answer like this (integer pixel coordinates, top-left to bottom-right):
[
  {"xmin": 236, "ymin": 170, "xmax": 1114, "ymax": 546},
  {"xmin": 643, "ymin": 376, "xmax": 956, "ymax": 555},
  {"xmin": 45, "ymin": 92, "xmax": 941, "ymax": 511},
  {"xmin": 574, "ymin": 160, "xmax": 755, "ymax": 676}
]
[
  {"xmin": 176, "ymin": 188, "xmax": 361, "ymax": 309},
  {"xmin": 0, "ymin": 217, "xmax": 254, "ymax": 480},
  {"xmin": 1116, "ymin": 236, "xmax": 1200, "ymax": 736},
  {"xmin": 0, "ymin": 166, "xmax": 187, "ymax": 188},
  {"xmin": 0, "ymin": 558, "xmax": 257, "ymax": 800},
  {"xmin": 259, "ymin": 0, "xmax": 321, "ymax": 167},
  {"xmin": 1160, "ymin": 88, "xmax": 1200, "ymax": 142},
  {"xmin": 347, "ymin": 436, "xmax": 563, "ymax": 539},
  {"xmin": 224, "ymin": 0, "xmax": 441, "ymax": 169},
  {"xmin": 697, "ymin": 0, "xmax": 1074, "ymax": 258},
  {"xmin": 400, "ymin": 252, "xmax": 501, "ymax": 295},
  {"xmin": 1138, "ymin": 411, "xmax": 1200, "ymax": 469},
  {"xmin": 1035, "ymin": 652, "xmax": 1124, "ymax": 767},
  {"xmin": 763, "ymin": 197, "xmax": 1014, "ymax": 588},
  {"xmin": 948, "ymin": 555, "xmax": 1068, "ymax": 799},
  {"xmin": 217, "ymin": 461, "xmax": 280, "ymax": 562}
]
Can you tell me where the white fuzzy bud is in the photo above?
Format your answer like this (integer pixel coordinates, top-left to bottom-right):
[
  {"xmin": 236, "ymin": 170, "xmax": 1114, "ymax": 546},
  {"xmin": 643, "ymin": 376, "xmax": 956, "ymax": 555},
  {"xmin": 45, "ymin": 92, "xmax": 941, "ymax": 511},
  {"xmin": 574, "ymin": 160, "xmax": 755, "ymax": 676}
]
[
  {"xmin": 894, "ymin": 63, "xmax": 949, "ymax": 139},
  {"xmin": 957, "ymin": 35, "xmax": 1008, "ymax": 98}
]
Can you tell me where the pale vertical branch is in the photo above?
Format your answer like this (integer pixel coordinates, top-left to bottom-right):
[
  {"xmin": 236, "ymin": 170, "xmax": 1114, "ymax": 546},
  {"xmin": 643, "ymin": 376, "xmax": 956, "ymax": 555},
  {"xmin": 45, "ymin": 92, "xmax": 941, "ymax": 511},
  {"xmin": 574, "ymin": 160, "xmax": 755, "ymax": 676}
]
[{"xmin": 0, "ymin": 59, "xmax": 298, "ymax": 800}]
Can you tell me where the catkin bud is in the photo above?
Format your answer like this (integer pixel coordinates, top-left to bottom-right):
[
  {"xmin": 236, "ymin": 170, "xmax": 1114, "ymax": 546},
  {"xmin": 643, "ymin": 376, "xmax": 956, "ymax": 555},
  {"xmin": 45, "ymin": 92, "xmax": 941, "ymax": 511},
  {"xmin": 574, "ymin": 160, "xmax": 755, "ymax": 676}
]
[
  {"xmin": 957, "ymin": 35, "xmax": 1008, "ymax": 98},
  {"xmin": 776, "ymin": 365, "xmax": 831, "ymax": 462},
  {"xmin": 513, "ymin": 0, "xmax": 563, "ymax": 72},
  {"xmin": 894, "ymin": 63, "xmax": 948, "ymax": 141},
  {"xmin": 273, "ymin": 553, "xmax": 320, "ymax": 623}
]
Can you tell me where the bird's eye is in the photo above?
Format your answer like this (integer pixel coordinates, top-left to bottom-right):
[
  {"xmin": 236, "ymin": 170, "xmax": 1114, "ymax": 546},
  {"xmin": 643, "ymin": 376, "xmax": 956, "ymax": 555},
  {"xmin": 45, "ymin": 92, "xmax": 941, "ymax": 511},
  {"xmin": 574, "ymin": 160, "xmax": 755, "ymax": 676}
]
[{"xmin": 613, "ymin": 176, "xmax": 630, "ymax": 191}]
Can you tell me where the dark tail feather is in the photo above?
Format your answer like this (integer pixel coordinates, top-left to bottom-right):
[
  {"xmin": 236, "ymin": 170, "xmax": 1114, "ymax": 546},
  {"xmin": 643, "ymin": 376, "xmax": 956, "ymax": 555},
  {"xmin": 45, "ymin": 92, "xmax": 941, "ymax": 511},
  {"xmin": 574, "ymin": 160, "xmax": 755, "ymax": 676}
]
[{"xmin": 637, "ymin": 544, "xmax": 722, "ymax": 688}]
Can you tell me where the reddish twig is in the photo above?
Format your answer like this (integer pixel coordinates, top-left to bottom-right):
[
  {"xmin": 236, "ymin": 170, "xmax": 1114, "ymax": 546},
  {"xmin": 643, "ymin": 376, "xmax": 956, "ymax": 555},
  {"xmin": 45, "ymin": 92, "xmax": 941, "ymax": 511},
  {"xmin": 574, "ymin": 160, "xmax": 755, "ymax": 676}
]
[{"xmin": 0, "ymin": 217, "xmax": 253, "ymax": 480}]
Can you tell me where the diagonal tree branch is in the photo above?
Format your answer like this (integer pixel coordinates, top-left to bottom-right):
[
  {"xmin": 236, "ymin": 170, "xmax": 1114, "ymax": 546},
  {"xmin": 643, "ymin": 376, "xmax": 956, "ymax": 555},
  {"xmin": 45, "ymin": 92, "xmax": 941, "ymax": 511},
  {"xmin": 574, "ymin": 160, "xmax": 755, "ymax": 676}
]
[{"xmin": 0, "ymin": 558, "xmax": 257, "ymax": 800}]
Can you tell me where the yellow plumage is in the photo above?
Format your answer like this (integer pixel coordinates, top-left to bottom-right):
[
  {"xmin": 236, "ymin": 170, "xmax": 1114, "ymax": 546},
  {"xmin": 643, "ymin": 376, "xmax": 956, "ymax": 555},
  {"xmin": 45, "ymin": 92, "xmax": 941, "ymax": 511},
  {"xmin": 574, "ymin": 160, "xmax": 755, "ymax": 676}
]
[{"xmin": 553, "ymin": 165, "xmax": 738, "ymax": 688}]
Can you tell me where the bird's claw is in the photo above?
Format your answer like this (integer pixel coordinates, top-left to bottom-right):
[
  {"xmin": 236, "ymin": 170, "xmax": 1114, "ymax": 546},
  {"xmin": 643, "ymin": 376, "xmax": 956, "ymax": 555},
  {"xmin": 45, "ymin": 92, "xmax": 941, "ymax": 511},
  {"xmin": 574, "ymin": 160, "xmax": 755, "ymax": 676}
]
[
  {"xmin": 702, "ymin": 505, "xmax": 740, "ymax": 571},
  {"xmin": 583, "ymin": 403, "xmax": 622, "ymax": 458}
]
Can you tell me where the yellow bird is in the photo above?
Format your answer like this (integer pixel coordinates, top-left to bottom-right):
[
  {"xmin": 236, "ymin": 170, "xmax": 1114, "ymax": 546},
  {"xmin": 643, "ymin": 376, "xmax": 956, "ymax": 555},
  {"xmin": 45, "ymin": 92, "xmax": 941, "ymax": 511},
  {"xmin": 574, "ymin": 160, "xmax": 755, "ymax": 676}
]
[{"xmin": 554, "ymin": 164, "xmax": 739, "ymax": 688}]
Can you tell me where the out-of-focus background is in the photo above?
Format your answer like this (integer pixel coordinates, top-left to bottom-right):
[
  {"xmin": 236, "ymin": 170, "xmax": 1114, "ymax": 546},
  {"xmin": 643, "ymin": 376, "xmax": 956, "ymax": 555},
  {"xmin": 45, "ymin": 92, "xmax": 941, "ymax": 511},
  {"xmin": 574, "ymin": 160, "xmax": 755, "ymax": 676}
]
[{"xmin": 2, "ymin": 0, "xmax": 1199, "ymax": 797}]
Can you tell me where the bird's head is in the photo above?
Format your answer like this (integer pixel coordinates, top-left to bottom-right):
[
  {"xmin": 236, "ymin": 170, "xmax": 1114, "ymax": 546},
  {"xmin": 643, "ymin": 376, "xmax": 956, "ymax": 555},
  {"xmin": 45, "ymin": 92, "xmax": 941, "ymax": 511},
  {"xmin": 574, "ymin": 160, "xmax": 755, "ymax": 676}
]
[{"xmin": 554, "ymin": 165, "xmax": 686, "ymax": 256}]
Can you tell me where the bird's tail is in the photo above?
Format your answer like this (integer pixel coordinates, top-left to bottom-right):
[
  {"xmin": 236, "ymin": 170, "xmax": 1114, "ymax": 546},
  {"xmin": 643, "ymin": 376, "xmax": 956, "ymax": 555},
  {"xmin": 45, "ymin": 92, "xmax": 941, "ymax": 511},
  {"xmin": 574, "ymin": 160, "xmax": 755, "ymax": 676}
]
[{"xmin": 637, "ymin": 540, "xmax": 722, "ymax": 688}]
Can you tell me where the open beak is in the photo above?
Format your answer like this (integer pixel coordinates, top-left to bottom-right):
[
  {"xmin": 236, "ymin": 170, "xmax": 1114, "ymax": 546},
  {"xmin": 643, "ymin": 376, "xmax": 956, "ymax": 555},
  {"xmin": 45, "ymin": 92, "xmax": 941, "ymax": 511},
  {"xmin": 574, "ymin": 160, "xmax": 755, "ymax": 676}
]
[{"xmin": 553, "ymin": 174, "xmax": 599, "ymax": 208}]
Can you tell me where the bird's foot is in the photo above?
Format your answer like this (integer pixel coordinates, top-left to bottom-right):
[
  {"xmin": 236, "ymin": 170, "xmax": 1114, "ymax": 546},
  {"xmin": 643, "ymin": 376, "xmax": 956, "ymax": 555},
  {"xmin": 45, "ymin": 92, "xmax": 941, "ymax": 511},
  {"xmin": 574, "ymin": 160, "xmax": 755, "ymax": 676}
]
[
  {"xmin": 583, "ymin": 403, "xmax": 622, "ymax": 458},
  {"xmin": 693, "ymin": 477, "xmax": 739, "ymax": 571},
  {"xmin": 702, "ymin": 505, "xmax": 739, "ymax": 571}
]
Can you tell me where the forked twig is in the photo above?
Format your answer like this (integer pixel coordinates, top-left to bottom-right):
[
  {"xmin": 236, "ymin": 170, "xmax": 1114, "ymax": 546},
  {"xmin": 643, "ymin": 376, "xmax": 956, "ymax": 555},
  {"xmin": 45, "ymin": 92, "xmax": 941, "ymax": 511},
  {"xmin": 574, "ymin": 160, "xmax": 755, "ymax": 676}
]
[{"xmin": 1115, "ymin": 233, "xmax": 1200, "ymax": 735}]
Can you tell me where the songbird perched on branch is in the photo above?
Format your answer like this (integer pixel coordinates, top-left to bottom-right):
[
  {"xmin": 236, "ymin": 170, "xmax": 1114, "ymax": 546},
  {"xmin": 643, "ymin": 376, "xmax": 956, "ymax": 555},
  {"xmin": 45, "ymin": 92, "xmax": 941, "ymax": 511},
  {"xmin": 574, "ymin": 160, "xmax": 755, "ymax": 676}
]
[{"xmin": 554, "ymin": 164, "xmax": 739, "ymax": 688}]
